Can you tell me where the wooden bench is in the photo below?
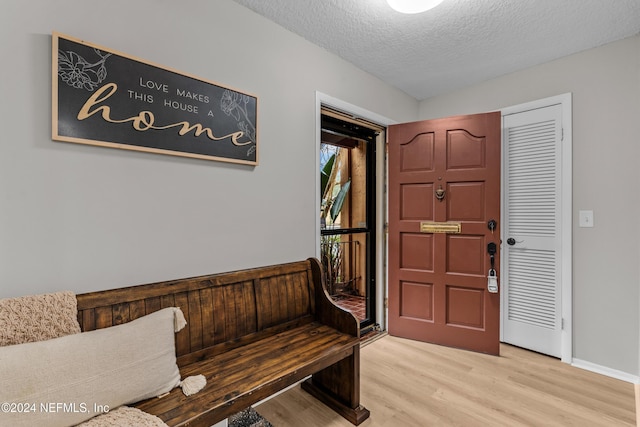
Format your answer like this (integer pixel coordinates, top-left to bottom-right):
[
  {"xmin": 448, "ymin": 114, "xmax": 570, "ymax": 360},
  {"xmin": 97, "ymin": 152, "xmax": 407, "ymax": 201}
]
[{"xmin": 76, "ymin": 258, "xmax": 370, "ymax": 426}]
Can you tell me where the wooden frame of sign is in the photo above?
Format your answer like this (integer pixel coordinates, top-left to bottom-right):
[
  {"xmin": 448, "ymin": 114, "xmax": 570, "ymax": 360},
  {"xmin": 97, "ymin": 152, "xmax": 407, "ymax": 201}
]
[{"xmin": 52, "ymin": 32, "xmax": 258, "ymax": 166}]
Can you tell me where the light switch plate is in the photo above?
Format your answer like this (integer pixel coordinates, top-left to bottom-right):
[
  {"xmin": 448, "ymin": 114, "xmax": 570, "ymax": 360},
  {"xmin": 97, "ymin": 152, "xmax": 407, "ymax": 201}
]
[{"xmin": 579, "ymin": 210, "xmax": 594, "ymax": 228}]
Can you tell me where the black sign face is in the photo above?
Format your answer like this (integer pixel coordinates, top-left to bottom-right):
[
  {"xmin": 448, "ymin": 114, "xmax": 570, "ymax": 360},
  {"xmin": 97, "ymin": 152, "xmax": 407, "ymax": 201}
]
[{"xmin": 52, "ymin": 33, "xmax": 258, "ymax": 165}]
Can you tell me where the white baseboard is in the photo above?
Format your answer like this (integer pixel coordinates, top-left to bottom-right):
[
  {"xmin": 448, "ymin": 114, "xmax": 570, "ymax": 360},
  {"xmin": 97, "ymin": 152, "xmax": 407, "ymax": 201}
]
[{"xmin": 571, "ymin": 358, "xmax": 639, "ymax": 384}]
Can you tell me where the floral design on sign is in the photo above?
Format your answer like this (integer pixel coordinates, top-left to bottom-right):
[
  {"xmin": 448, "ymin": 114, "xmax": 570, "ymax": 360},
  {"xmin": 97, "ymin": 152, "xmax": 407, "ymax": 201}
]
[
  {"xmin": 221, "ymin": 90, "xmax": 257, "ymax": 155},
  {"xmin": 58, "ymin": 48, "xmax": 111, "ymax": 91}
]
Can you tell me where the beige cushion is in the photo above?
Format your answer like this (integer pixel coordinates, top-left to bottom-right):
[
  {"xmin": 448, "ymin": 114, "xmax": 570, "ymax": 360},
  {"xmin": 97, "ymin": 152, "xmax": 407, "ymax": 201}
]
[
  {"xmin": 0, "ymin": 291, "xmax": 81, "ymax": 346},
  {"xmin": 77, "ymin": 406, "xmax": 168, "ymax": 427},
  {"xmin": 0, "ymin": 308, "xmax": 182, "ymax": 427}
]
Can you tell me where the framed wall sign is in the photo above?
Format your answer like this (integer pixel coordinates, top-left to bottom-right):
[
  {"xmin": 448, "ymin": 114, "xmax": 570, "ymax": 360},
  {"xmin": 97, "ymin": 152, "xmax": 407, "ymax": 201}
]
[{"xmin": 52, "ymin": 32, "xmax": 258, "ymax": 165}]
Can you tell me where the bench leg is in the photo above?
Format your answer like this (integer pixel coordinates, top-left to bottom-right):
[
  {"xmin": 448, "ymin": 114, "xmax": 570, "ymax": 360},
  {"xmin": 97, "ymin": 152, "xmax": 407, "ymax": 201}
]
[{"xmin": 301, "ymin": 347, "xmax": 370, "ymax": 425}]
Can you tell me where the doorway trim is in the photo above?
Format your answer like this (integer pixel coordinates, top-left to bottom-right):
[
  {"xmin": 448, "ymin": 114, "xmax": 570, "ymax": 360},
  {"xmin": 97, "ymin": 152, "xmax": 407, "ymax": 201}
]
[
  {"xmin": 500, "ymin": 93, "xmax": 573, "ymax": 364},
  {"xmin": 315, "ymin": 92, "xmax": 395, "ymax": 331}
]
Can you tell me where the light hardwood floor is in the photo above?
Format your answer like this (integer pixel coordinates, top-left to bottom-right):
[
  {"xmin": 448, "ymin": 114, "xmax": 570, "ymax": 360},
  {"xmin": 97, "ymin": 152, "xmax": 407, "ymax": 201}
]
[{"xmin": 256, "ymin": 334, "xmax": 636, "ymax": 426}]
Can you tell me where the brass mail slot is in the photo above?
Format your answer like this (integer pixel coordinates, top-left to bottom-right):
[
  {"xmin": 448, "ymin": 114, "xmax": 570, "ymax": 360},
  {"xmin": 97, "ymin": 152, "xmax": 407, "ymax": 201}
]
[{"xmin": 420, "ymin": 222, "xmax": 462, "ymax": 234}]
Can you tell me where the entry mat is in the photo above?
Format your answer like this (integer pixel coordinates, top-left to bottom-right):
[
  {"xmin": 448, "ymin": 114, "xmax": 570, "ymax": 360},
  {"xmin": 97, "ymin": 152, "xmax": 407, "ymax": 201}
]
[{"xmin": 229, "ymin": 407, "xmax": 273, "ymax": 427}]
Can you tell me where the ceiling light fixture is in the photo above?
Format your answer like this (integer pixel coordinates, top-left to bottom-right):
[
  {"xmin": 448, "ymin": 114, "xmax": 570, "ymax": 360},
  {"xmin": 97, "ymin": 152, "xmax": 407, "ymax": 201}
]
[{"xmin": 386, "ymin": 0, "xmax": 444, "ymax": 14}]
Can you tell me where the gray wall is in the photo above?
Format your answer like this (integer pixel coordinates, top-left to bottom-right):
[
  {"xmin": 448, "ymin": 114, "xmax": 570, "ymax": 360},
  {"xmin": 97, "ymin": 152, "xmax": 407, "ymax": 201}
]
[
  {"xmin": 0, "ymin": 0, "xmax": 416, "ymax": 297},
  {"xmin": 419, "ymin": 35, "xmax": 640, "ymax": 376}
]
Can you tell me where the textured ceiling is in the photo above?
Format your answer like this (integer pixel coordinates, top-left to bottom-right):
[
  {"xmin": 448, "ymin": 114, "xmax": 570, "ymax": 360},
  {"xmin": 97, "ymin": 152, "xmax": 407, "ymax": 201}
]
[{"xmin": 231, "ymin": 0, "xmax": 640, "ymax": 100}]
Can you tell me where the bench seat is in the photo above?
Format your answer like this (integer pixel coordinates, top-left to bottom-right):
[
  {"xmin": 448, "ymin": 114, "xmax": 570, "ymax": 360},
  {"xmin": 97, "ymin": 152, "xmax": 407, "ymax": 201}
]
[{"xmin": 135, "ymin": 321, "xmax": 358, "ymax": 426}]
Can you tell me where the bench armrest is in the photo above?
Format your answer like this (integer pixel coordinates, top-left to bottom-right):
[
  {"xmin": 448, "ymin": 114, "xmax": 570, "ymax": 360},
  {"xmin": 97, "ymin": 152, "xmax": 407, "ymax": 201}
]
[{"xmin": 308, "ymin": 257, "xmax": 360, "ymax": 337}]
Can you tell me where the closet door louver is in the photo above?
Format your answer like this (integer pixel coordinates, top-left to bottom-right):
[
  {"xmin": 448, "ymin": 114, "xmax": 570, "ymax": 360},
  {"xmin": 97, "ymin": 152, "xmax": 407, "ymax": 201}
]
[{"xmin": 502, "ymin": 105, "xmax": 562, "ymax": 358}]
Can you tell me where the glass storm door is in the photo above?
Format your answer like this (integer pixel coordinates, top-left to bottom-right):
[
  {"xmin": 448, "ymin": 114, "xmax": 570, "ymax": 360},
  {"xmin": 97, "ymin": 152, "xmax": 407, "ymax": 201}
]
[{"xmin": 320, "ymin": 111, "xmax": 377, "ymax": 331}]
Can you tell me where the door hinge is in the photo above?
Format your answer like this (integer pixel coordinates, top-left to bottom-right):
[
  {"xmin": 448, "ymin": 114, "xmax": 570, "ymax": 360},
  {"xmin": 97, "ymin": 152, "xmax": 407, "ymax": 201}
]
[
  {"xmin": 561, "ymin": 127, "xmax": 564, "ymax": 141},
  {"xmin": 384, "ymin": 222, "xmax": 389, "ymax": 233},
  {"xmin": 561, "ymin": 318, "xmax": 564, "ymax": 330},
  {"xmin": 384, "ymin": 297, "xmax": 388, "ymax": 308}
]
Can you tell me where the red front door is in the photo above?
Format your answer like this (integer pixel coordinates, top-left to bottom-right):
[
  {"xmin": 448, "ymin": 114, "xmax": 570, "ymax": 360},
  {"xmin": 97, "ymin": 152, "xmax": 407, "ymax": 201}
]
[{"xmin": 388, "ymin": 112, "xmax": 501, "ymax": 355}]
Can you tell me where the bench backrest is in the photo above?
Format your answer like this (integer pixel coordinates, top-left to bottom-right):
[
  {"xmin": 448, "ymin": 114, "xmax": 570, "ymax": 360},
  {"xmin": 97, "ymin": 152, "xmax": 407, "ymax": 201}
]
[{"xmin": 76, "ymin": 259, "xmax": 318, "ymax": 366}]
